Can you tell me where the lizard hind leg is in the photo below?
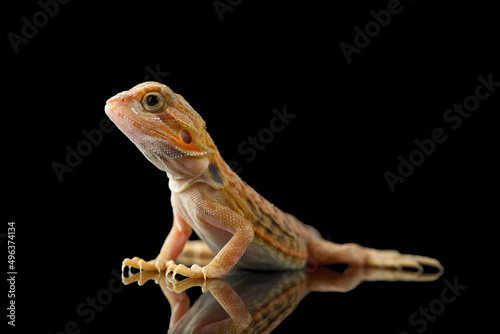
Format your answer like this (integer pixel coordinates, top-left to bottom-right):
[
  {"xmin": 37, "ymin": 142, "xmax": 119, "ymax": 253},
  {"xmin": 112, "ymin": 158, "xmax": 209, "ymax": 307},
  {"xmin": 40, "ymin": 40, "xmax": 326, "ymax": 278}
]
[
  {"xmin": 176, "ymin": 239, "xmax": 215, "ymax": 267},
  {"xmin": 308, "ymin": 239, "xmax": 443, "ymax": 273}
]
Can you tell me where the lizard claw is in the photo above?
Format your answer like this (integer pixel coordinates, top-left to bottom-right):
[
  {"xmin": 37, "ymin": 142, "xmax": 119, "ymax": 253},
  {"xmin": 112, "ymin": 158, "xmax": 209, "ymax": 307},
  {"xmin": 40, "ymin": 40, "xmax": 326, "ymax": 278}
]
[
  {"xmin": 191, "ymin": 264, "xmax": 206, "ymax": 280},
  {"xmin": 365, "ymin": 249, "xmax": 441, "ymax": 274},
  {"xmin": 155, "ymin": 259, "xmax": 175, "ymax": 272},
  {"xmin": 167, "ymin": 262, "xmax": 178, "ymax": 281},
  {"xmin": 168, "ymin": 262, "xmax": 206, "ymax": 280},
  {"xmin": 122, "ymin": 257, "xmax": 172, "ymax": 272}
]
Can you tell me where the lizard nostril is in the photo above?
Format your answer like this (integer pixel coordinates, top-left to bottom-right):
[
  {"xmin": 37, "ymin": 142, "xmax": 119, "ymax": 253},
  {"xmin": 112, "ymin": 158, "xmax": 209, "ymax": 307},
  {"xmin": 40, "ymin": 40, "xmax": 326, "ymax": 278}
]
[{"xmin": 109, "ymin": 91, "xmax": 133, "ymax": 104}]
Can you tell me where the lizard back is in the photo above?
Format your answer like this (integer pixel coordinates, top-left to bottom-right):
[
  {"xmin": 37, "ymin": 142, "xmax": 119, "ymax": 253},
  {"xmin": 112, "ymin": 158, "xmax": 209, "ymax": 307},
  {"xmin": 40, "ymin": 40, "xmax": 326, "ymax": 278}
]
[{"xmin": 210, "ymin": 154, "xmax": 309, "ymax": 269}]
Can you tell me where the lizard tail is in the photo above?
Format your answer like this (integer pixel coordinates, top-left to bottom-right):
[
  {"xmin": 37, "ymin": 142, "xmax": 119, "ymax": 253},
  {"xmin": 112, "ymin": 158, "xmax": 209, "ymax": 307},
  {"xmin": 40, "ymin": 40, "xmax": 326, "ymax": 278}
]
[{"xmin": 302, "ymin": 225, "xmax": 443, "ymax": 273}]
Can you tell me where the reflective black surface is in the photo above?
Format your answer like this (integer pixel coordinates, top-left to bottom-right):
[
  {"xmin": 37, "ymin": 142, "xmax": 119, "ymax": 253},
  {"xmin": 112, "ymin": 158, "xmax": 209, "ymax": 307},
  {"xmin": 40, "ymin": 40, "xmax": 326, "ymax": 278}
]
[{"xmin": 121, "ymin": 266, "xmax": 443, "ymax": 333}]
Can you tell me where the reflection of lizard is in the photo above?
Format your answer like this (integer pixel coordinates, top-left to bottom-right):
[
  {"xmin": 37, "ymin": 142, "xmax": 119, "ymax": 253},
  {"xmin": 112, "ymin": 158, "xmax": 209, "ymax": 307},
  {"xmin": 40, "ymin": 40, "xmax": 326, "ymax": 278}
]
[
  {"xmin": 105, "ymin": 82, "xmax": 442, "ymax": 279},
  {"xmin": 123, "ymin": 267, "xmax": 441, "ymax": 333}
]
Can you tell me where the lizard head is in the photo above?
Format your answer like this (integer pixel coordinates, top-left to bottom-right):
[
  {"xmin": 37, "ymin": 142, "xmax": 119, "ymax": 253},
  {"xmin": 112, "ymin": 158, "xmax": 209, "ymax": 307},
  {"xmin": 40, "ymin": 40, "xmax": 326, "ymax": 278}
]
[{"xmin": 105, "ymin": 82, "xmax": 217, "ymax": 178}]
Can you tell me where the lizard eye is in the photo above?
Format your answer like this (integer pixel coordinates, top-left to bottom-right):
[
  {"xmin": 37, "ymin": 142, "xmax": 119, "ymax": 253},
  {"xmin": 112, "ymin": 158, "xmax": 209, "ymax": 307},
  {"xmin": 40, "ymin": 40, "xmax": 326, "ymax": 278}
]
[
  {"xmin": 180, "ymin": 129, "xmax": 192, "ymax": 144},
  {"xmin": 141, "ymin": 91, "xmax": 165, "ymax": 113}
]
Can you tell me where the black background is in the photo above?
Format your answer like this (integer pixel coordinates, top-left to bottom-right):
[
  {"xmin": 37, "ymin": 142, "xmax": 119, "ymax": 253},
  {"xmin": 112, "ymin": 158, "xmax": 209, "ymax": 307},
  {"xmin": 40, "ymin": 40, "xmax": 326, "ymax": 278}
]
[{"xmin": 4, "ymin": 0, "xmax": 499, "ymax": 333}]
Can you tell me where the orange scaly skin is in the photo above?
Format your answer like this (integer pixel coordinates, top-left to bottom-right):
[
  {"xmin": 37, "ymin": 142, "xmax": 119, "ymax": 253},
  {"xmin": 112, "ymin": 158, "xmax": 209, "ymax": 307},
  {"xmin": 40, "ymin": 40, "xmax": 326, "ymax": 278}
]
[{"xmin": 105, "ymin": 82, "xmax": 442, "ymax": 279}]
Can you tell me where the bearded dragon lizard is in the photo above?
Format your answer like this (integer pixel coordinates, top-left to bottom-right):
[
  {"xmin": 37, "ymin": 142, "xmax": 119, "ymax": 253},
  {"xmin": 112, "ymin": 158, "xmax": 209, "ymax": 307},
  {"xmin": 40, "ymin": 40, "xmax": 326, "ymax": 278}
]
[{"xmin": 105, "ymin": 82, "xmax": 442, "ymax": 279}]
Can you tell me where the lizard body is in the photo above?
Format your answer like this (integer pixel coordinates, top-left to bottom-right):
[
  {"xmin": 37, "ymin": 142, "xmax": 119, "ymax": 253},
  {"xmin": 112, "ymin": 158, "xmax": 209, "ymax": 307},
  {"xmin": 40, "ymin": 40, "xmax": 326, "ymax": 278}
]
[{"xmin": 105, "ymin": 82, "xmax": 442, "ymax": 279}]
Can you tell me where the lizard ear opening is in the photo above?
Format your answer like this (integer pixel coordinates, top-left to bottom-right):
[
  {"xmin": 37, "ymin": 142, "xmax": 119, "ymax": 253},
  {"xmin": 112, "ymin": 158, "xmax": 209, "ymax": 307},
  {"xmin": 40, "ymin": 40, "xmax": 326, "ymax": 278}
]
[{"xmin": 181, "ymin": 129, "xmax": 192, "ymax": 144}]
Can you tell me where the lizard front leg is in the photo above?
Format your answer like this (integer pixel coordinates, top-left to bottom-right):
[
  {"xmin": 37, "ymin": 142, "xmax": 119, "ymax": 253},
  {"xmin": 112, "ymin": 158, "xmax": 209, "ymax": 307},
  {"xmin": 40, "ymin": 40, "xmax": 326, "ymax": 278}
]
[
  {"xmin": 168, "ymin": 202, "xmax": 255, "ymax": 279},
  {"xmin": 122, "ymin": 210, "xmax": 192, "ymax": 272}
]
